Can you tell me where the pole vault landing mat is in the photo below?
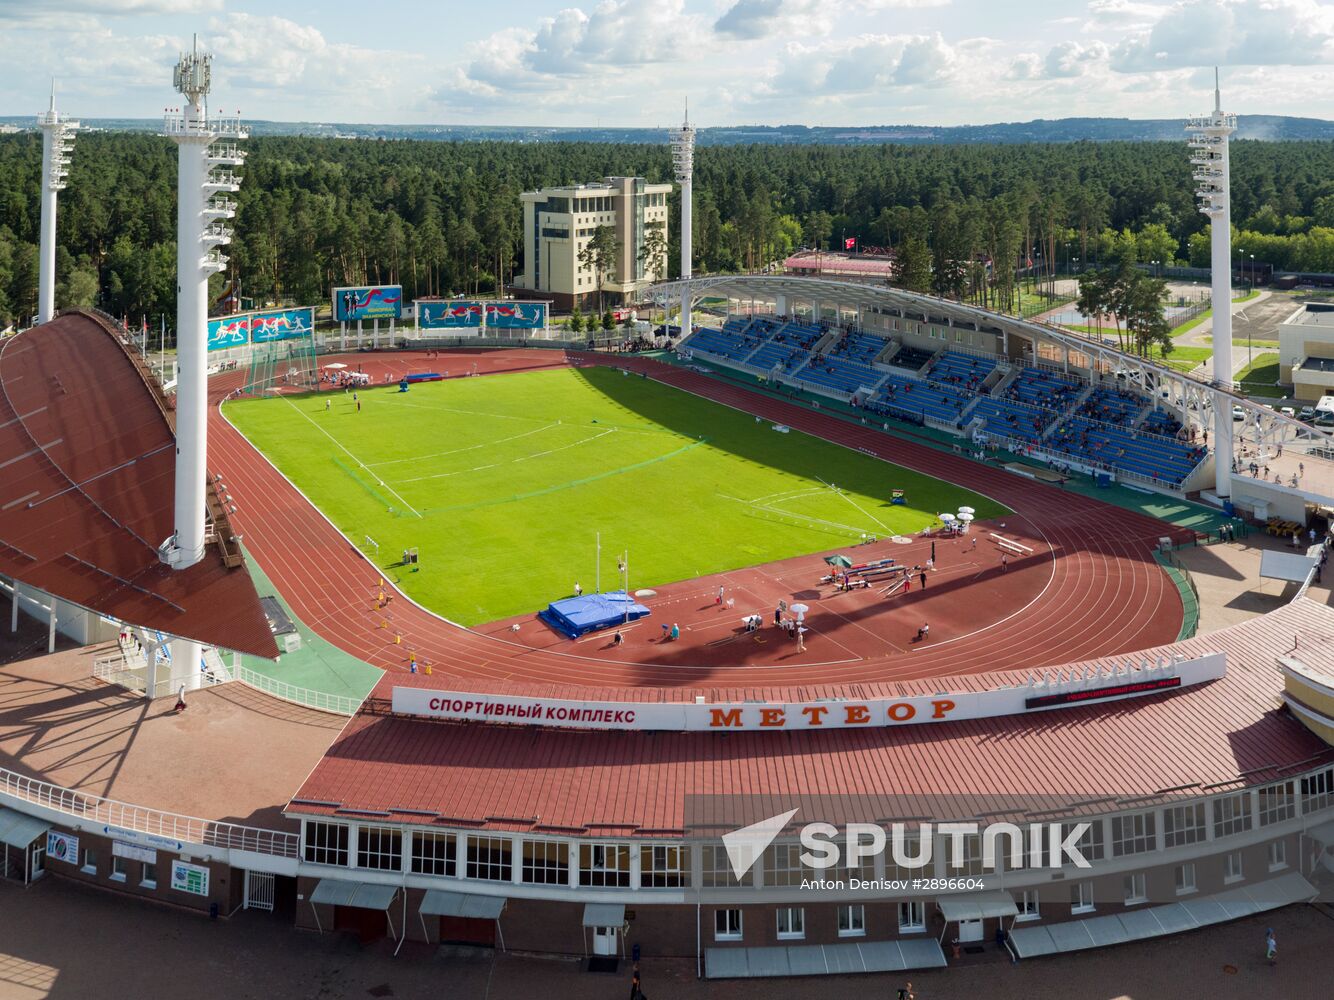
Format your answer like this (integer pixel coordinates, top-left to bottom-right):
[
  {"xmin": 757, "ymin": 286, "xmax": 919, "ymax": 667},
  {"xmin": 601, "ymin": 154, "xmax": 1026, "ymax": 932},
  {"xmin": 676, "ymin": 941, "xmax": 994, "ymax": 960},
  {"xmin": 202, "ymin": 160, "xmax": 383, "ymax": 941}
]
[{"xmin": 538, "ymin": 590, "xmax": 651, "ymax": 639}]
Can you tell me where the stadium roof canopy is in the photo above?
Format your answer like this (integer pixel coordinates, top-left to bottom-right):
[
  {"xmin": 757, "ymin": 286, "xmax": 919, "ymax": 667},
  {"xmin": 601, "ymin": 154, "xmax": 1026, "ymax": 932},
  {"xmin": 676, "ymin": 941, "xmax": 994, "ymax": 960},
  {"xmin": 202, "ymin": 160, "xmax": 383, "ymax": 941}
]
[{"xmin": 0, "ymin": 310, "xmax": 275, "ymax": 658}]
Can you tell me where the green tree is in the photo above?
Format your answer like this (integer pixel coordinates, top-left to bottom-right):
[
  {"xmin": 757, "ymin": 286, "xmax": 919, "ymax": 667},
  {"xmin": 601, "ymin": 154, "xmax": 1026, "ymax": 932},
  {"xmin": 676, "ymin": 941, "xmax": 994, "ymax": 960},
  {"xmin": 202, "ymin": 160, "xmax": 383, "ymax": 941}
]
[
  {"xmin": 895, "ymin": 237, "xmax": 932, "ymax": 293},
  {"xmin": 1123, "ymin": 273, "xmax": 1172, "ymax": 358},
  {"xmin": 568, "ymin": 305, "xmax": 584, "ymax": 334},
  {"xmin": 600, "ymin": 309, "xmax": 615, "ymax": 332},
  {"xmin": 578, "ymin": 225, "xmax": 620, "ymax": 313}
]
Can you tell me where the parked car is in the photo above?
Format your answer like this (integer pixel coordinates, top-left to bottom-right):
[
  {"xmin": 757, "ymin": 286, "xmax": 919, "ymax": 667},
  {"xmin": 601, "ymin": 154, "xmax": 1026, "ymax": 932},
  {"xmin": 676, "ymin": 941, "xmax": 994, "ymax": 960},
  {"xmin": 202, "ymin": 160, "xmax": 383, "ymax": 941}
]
[
  {"xmin": 1280, "ymin": 406, "xmax": 1296, "ymax": 417},
  {"xmin": 1300, "ymin": 406, "xmax": 1316, "ymax": 421},
  {"xmin": 1232, "ymin": 405, "xmax": 1245, "ymax": 421}
]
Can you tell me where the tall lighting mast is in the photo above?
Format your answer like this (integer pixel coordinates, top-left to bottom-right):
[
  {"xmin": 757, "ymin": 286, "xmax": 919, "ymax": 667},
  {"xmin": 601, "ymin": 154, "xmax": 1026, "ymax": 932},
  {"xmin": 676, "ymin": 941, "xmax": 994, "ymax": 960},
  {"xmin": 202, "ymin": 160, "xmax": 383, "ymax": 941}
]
[
  {"xmin": 669, "ymin": 102, "xmax": 695, "ymax": 339},
  {"xmin": 36, "ymin": 82, "xmax": 78, "ymax": 325},
  {"xmin": 160, "ymin": 36, "xmax": 247, "ymax": 692},
  {"xmin": 1187, "ymin": 69, "xmax": 1236, "ymax": 498}
]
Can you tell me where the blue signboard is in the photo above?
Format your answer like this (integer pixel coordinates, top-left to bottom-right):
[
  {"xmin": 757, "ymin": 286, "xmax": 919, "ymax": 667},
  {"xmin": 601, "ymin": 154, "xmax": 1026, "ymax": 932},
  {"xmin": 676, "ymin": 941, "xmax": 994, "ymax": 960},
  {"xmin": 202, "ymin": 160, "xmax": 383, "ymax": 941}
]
[
  {"xmin": 206, "ymin": 314, "xmax": 250, "ymax": 352},
  {"xmin": 484, "ymin": 301, "xmax": 546, "ymax": 330},
  {"xmin": 418, "ymin": 301, "xmax": 483, "ymax": 329},
  {"xmin": 333, "ymin": 285, "xmax": 402, "ymax": 322},
  {"xmin": 250, "ymin": 306, "xmax": 314, "ymax": 344}
]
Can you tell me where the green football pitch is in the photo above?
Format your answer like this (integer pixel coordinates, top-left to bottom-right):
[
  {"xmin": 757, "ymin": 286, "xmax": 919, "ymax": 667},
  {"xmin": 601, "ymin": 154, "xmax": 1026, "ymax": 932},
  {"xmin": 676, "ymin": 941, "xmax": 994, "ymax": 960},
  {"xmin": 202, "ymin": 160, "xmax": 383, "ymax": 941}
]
[{"xmin": 224, "ymin": 366, "xmax": 1009, "ymax": 625}]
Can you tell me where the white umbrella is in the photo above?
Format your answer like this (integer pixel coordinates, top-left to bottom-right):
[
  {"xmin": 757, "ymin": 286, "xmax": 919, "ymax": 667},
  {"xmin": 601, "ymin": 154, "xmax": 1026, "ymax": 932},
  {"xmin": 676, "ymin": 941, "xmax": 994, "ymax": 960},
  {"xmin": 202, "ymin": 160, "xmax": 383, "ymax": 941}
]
[
  {"xmin": 940, "ymin": 513, "xmax": 956, "ymax": 523},
  {"xmin": 324, "ymin": 362, "xmax": 348, "ymax": 370},
  {"xmin": 959, "ymin": 505, "xmax": 975, "ymax": 515},
  {"xmin": 789, "ymin": 603, "xmax": 810, "ymax": 614}
]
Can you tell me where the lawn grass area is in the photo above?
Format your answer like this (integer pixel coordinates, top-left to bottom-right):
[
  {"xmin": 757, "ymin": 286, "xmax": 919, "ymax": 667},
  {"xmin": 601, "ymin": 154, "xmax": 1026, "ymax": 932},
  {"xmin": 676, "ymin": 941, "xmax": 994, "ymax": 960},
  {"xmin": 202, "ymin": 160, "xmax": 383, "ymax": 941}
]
[
  {"xmin": 1145, "ymin": 344, "xmax": 1212, "ymax": 372},
  {"xmin": 225, "ymin": 367, "xmax": 1008, "ymax": 625},
  {"xmin": 1236, "ymin": 353, "xmax": 1284, "ymax": 398}
]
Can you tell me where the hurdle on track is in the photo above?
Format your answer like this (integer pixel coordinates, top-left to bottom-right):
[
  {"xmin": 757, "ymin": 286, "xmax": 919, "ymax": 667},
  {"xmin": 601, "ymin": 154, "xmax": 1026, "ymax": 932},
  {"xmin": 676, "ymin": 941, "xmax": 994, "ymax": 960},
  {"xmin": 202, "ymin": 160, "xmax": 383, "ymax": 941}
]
[
  {"xmin": 881, "ymin": 574, "xmax": 907, "ymax": 597},
  {"xmin": 990, "ymin": 533, "xmax": 1032, "ymax": 555},
  {"xmin": 365, "ymin": 534, "xmax": 380, "ymax": 556}
]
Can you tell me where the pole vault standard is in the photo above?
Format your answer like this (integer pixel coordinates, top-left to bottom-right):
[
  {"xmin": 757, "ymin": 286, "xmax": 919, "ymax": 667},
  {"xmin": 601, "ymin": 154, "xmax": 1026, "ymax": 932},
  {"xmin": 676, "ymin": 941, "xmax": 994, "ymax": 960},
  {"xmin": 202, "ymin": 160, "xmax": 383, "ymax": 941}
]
[{"xmin": 159, "ymin": 36, "xmax": 247, "ymax": 693}]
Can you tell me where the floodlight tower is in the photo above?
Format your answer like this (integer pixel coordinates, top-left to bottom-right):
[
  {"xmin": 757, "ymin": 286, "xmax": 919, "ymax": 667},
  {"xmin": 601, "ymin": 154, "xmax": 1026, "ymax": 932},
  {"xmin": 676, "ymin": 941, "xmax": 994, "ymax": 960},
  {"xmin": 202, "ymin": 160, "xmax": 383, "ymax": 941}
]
[
  {"xmin": 669, "ymin": 102, "xmax": 695, "ymax": 338},
  {"xmin": 36, "ymin": 82, "xmax": 78, "ymax": 324},
  {"xmin": 1187, "ymin": 70, "xmax": 1237, "ymax": 497},
  {"xmin": 161, "ymin": 36, "xmax": 246, "ymax": 692}
]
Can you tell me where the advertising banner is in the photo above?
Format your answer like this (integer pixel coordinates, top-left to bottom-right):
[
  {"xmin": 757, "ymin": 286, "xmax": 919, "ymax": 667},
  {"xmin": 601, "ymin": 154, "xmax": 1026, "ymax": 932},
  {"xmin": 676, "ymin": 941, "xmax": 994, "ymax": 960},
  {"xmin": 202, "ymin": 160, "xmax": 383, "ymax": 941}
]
[
  {"xmin": 485, "ymin": 301, "xmax": 546, "ymax": 329},
  {"xmin": 250, "ymin": 306, "xmax": 314, "ymax": 344},
  {"xmin": 46, "ymin": 830, "xmax": 79, "ymax": 864},
  {"xmin": 206, "ymin": 314, "xmax": 251, "ymax": 352},
  {"xmin": 333, "ymin": 285, "xmax": 402, "ymax": 322},
  {"xmin": 418, "ymin": 301, "xmax": 483, "ymax": 329},
  {"xmin": 390, "ymin": 652, "xmax": 1223, "ymax": 732},
  {"xmin": 171, "ymin": 860, "xmax": 210, "ymax": 896}
]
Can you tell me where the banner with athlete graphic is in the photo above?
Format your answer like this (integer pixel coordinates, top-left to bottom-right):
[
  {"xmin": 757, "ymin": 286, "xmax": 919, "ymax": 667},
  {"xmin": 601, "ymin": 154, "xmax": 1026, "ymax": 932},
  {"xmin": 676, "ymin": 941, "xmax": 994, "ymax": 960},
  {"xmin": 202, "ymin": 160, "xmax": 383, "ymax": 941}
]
[
  {"xmin": 249, "ymin": 306, "xmax": 315, "ymax": 344},
  {"xmin": 484, "ymin": 301, "xmax": 546, "ymax": 330},
  {"xmin": 333, "ymin": 285, "xmax": 402, "ymax": 322},
  {"xmin": 206, "ymin": 314, "xmax": 251, "ymax": 352},
  {"xmin": 417, "ymin": 300, "xmax": 483, "ymax": 329}
]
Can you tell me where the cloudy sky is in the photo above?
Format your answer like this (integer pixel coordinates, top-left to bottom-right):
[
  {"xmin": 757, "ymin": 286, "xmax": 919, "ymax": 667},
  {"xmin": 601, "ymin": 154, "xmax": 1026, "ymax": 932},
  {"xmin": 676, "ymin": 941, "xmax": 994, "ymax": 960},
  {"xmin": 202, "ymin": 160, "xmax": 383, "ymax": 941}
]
[{"xmin": 1, "ymin": 0, "xmax": 1332, "ymax": 126}]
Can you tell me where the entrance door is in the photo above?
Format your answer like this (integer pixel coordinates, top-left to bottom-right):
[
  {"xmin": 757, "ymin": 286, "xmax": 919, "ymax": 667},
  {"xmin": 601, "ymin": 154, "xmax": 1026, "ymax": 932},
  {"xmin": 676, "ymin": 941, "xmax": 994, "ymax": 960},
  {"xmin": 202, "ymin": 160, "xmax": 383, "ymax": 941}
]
[
  {"xmin": 592, "ymin": 926, "xmax": 618, "ymax": 957},
  {"xmin": 244, "ymin": 870, "xmax": 275, "ymax": 911},
  {"xmin": 958, "ymin": 918, "xmax": 984, "ymax": 943},
  {"xmin": 29, "ymin": 846, "xmax": 44, "ymax": 882}
]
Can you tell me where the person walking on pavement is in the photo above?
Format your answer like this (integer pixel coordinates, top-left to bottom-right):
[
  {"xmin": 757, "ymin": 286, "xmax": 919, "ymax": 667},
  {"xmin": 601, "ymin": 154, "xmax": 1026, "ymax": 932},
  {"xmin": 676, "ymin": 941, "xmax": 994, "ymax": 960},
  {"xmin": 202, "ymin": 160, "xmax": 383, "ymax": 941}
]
[
  {"xmin": 1266, "ymin": 927, "xmax": 1277, "ymax": 967},
  {"xmin": 919, "ymin": 571, "xmax": 927, "ymax": 590}
]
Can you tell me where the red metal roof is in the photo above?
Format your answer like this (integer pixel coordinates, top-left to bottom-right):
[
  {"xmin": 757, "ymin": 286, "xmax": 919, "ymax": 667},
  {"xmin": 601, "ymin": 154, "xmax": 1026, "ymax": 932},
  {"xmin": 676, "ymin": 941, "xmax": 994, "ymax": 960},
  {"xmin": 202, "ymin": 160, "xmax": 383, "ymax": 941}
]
[
  {"xmin": 0, "ymin": 311, "xmax": 276, "ymax": 658},
  {"xmin": 784, "ymin": 252, "xmax": 895, "ymax": 277},
  {"xmin": 289, "ymin": 598, "xmax": 1334, "ymax": 834}
]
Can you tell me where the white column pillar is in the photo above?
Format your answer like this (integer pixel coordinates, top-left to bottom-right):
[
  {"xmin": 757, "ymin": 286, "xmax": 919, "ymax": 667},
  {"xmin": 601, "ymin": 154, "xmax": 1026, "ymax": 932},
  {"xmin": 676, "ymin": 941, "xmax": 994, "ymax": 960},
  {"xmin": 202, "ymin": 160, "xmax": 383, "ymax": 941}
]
[
  {"xmin": 47, "ymin": 603, "xmax": 56, "ymax": 653},
  {"xmin": 10, "ymin": 584, "xmax": 18, "ymax": 633},
  {"xmin": 37, "ymin": 148, "xmax": 58, "ymax": 325},
  {"xmin": 170, "ymin": 638, "xmax": 203, "ymax": 695},
  {"xmin": 172, "ymin": 102, "xmax": 210, "ymax": 570}
]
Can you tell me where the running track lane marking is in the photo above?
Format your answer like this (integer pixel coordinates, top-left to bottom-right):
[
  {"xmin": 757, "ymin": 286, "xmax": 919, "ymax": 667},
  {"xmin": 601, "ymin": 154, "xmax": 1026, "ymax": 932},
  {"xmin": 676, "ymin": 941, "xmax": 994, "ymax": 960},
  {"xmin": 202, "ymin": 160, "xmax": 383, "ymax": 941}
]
[{"xmin": 281, "ymin": 396, "xmax": 423, "ymax": 518}]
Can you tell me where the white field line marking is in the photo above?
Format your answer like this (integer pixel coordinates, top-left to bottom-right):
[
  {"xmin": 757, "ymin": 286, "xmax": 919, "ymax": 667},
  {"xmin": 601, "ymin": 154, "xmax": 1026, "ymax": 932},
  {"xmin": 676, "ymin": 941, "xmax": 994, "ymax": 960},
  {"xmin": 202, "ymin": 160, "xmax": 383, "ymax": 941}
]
[
  {"xmin": 283, "ymin": 396, "xmax": 423, "ymax": 518},
  {"xmin": 393, "ymin": 429, "xmax": 616, "ymax": 484},
  {"xmin": 367, "ymin": 422, "xmax": 560, "ymax": 468},
  {"xmin": 817, "ymin": 476, "xmax": 892, "ymax": 534}
]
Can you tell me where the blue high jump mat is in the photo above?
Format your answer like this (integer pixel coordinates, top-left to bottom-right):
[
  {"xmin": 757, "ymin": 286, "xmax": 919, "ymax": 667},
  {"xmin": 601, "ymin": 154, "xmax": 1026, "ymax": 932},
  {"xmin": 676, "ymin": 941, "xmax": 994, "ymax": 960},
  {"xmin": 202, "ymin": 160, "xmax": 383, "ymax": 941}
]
[{"xmin": 538, "ymin": 590, "xmax": 650, "ymax": 638}]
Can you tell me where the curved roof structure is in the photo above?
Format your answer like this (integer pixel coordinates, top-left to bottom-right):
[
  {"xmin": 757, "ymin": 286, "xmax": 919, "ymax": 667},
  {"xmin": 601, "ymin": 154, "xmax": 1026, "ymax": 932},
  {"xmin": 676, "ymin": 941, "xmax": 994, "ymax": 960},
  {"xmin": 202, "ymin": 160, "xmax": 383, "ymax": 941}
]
[{"xmin": 0, "ymin": 310, "xmax": 275, "ymax": 658}]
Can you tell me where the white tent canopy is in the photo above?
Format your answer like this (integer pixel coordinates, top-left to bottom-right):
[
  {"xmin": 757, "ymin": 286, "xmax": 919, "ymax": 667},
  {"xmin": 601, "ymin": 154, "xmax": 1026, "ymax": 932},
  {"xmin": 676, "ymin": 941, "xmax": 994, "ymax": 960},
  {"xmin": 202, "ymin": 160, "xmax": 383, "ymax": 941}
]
[
  {"xmin": 308, "ymin": 879, "xmax": 400, "ymax": 940},
  {"xmin": 419, "ymin": 889, "xmax": 507, "ymax": 950},
  {"xmin": 936, "ymin": 890, "xmax": 1018, "ymax": 923}
]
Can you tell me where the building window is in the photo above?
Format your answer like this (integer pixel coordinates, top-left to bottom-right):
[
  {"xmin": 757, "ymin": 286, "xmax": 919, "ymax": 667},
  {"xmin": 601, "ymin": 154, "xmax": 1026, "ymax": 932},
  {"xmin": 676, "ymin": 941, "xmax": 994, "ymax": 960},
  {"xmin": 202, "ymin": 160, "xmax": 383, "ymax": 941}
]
[
  {"xmin": 1175, "ymin": 863, "xmax": 1196, "ymax": 895},
  {"xmin": 640, "ymin": 845, "xmax": 687, "ymax": 888},
  {"xmin": 715, "ymin": 908, "xmax": 742, "ymax": 941},
  {"xmin": 1163, "ymin": 803, "xmax": 1207, "ymax": 847},
  {"xmin": 81, "ymin": 848, "xmax": 96, "ymax": 875},
  {"xmin": 1123, "ymin": 872, "xmax": 1147, "ymax": 905},
  {"xmin": 521, "ymin": 839, "xmax": 569, "ymax": 885},
  {"xmin": 1111, "ymin": 812, "xmax": 1155, "ymax": 857},
  {"xmin": 303, "ymin": 822, "xmax": 350, "ymax": 867},
  {"xmin": 110, "ymin": 856, "xmax": 127, "ymax": 883},
  {"xmin": 1071, "ymin": 882, "xmax": 1095, "ymax": 914},
  {"xmin": 776, "ymin": 907, "xmax": 805, "ymax": 940},
  {"xmin": 141, "ymin": 862, "xmax": 157, "ymax": 889},
  {"xmin": 946, "ymin": 833, "xmax": 984, "ymax": 876},
  {"xmin": 1214, "ymin": 793, "xmax": 1252, "ymax": 838},
  {"xmin": 1301, "ymin": 767, "xmax": 1333, "ymax": 813},
  {"xmin": 763, "ymin": 843, "xmax": 810, "ymax": 887},
  {"xmin": 411, "ymin": 832, "xmax": 455, "ymax": 877},
  {"xmin": 465, "ymin": 836, "xmax": 513, "ymax": 882},
  {"xmin": 898, "ymin": 901, "xmax": 926, "ymax": 932},
  {"xmin": 1017, "ymin": 890, "xmax": 1041, "ymax": 921},
  {"xmin": 837, "ymin": 904, "xmax": 866, "ymax": 937},
  {"xmin": 357, "ymin": 826, "xmax": 402, "ymax": 872},
  {"xmin": 702, "ymin": 844, "xmax": 752, "ymax": 888},
  {"xmin": 1061, "ymin": 821, "xmax": 1105, "ymax": 864},
  {"xmin": 1259, "ymin": 782, "xmax": 1296, "ymax": 826},
  {"xmin": 1268, "ymin": 840, "xmax": 1288, "ymax": 871},
  {"xmin": 579, "ymin": 843, "xmax": 631, "ymax": 888},
  {"xmin": 1224, "ymin": 851, "xmax": 1244, "ymax": 883},
  {"xmin": 885, "ymin": 834, "xmax": 925, "ymax": 881}
]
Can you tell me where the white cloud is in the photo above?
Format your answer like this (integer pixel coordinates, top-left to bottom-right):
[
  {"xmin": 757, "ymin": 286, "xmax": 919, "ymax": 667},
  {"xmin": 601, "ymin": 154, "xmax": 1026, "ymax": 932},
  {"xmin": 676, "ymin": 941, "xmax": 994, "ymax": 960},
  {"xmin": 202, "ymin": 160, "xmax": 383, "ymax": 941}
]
[
  {"xmin": 1007, "ymin": 53, "xmax": 1042, "ymax": 80},
  {"xmin": 0, "ymin": 0, "xmax": 219, "ymax": 19},
  {"xmin": 1110, "ymin": 0, "xmax": 1334, "ymax": 72},
  {"xmin": 1045, "ymin": 40, "xmax": 1107, "ymax": 78},
  {"xmin": 760, "ymin": 31, "xmax": 960, "ymax": 100},
  {"xmin": 714, "ymin": 0, "xmax": 948, "ymax": 41}
]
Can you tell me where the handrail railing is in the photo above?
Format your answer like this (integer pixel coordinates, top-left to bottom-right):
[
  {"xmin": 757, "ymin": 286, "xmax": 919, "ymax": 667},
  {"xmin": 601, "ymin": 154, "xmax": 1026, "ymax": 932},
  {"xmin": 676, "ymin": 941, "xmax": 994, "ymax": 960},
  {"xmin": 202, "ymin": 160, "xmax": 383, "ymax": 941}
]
[
  {"xmin": 0, "ymin": 765, "xmax": 298, "ymax": 858},
  {"xmin": 233, "ymin": 663, "xmax": 363, "ymax": 717}
]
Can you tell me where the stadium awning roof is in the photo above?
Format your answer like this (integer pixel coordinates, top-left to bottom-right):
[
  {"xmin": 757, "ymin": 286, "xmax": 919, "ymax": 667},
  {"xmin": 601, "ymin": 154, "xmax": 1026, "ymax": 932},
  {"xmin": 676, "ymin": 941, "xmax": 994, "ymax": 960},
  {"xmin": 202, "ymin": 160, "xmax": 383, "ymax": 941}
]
[
  {"xmin": 582, "ymin": 903, "xmax": 625, "ymax": 927},
  {"xmin": 0, "ymin": 807, "xmax": 48, "ymax": 849},
  {"xmin": 1259, "ymin": 549, "xmax": 1318, "ymax": 584},
  {"xmin": 309, "ymin": 878, "xmax": 398, "ymax": 910},
  {"xmin": 704, "ymin": 939, "xmax": 945, "ymax": 979},
  {"xmin": 421, "ymin": 890, "xmax": 505, "ymax": 920},
  {"xmin": 0, "ymin": 311, "xmax": 275, "ymax": 658},
  {"xmin": 936, "ymin": 890, "xmax": 1017, "ymax": 923},
  {"xmin": 1007, "ymin": 872, "xmax": 1317, "ymax": 959}
]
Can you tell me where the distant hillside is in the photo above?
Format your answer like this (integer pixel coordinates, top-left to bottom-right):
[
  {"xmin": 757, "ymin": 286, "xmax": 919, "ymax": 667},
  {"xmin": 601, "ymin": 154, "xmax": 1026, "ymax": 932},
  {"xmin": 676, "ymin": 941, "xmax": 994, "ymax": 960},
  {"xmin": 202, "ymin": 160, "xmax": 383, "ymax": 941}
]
[{"xmin": 1, "ymin": 115, "xmax": 1332, "ymax": 144}]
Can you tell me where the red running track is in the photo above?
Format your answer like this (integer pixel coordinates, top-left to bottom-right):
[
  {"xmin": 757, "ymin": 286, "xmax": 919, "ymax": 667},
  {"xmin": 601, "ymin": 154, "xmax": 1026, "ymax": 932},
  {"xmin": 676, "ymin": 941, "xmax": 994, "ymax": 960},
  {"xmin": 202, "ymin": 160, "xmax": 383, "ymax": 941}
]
[{"xmin": 207, "ymin": 349, "xmax": 1185, "ymax": 701}]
